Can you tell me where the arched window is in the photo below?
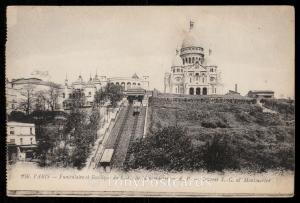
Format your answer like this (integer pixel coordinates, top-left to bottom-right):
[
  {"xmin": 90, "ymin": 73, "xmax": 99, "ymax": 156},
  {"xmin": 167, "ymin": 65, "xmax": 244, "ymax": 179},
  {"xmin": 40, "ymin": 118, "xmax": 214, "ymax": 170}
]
[
  {"xmin": 116, "ymin": 82, "xmax": 119, "ymax": 85},
  {"xmin": 177, "ymin": 68, "xmax": 180, "ymax": 72},
  {"xmin": 133, "ymin": 82, "xmax": 136, "ymax": 86},
  {"xmin": 196, "ymin": 87, "xmax": 201, "ymax": 95},
  {"xmin": 192, "ymin": 57, "xmax": 195, "ymax": 63},
  {"xmin": 89, "ymin": 92, "xmax": 91, "ymax": 96},
  {"xmin": 189, "ymin": 87, "xmax": 194, "ymax": 95},
  {"xmin": 183, "ymin": 59, "xmax": 185, "ymax": 65},
  {"xmin": 203, "ymin": 87, "xmax": 207, "ymax": 95},
  {"xmin": 189, "ymin": 58, "xmax": 191, "ymax": 64},
  {"xmin": 190, "ymin": 78, "xmax": 192, "ymax": 83},
  {"xmin": 202, "ymin": 77, "xmax": 205, "ymax": 83},
  {"xmin": 62, "ymin": 93, "xmax": 65, "ymax": 98},
  {"xmin": 173, "ymin": 69, "xmax": 176, "ymax": 73},
  {"xmin": 138, "ymin": 83, "xmax": 140, "ymax": 86}
]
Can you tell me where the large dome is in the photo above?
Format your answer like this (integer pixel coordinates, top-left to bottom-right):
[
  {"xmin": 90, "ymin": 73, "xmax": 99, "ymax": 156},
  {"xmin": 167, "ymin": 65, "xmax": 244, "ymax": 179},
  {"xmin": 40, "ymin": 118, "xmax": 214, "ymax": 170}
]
[{"xmin": 181, "ymin": 31, "xmax": 203, "ymax": 49}]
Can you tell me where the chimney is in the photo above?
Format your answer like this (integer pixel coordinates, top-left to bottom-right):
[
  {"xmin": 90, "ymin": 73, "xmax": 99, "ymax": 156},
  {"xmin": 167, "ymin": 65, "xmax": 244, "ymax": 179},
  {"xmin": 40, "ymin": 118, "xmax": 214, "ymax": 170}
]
[{"xmin": 235, "ymin": 84, "xmax": 238, "ymax": 93}]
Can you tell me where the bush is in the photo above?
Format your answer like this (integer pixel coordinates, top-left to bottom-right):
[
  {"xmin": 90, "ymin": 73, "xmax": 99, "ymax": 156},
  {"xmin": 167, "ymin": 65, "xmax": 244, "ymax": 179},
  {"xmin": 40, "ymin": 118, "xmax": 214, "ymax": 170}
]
[
  {"xmin": 261, "ymin": 99, "xmax": 295, "ymax": 115},
  {"xmin": 8, "ymin": 111, "xmax": 30, "ymax": 123},
  {"xmin": 126, "ymin": 126, "xmax": 194, "ymax": 171},
  {"xmin": 202, "ymin": 134, "xmax": 240, "ymax": 171},
  {"xmin": 201, "ymin": 119, "xmax": 229, "ymax": 128}
]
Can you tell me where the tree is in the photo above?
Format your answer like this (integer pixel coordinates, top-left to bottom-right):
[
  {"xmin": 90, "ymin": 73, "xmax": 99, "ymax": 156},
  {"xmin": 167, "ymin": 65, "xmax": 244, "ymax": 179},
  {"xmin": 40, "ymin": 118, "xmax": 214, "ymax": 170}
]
[
  {"xmin": 94, "ymin": 88, "xmax": 106, "ymax": 107},
  {"xmin": 127, "ymin": 125, "xmax": 194, "ymax": 171},
  {"xmin": 45, "ymin": 83, "xmax": 61, "ymax": 111},
  {"xmin": 18, "ymin": 84, "xmax": 36, "ymax": 115},
  {"xmin": 8, "ymin": 111, "xmax": 27, "ymax": 122},
  {"xmin": 106, "ymin": 83, "xmax": 124, "ymax": 107},
  {"xmin": 203, "ymin": 134, "xmax": 239, "ymax": 171},
  {"xmin": 35, "ymin": 90, "xmax": 48, "ymax": 111},
  {"xmin": 67, "ymin": 89, "xmax": 86, "ymax": 110},
  {"xmin": 35, "ymin": 124, "xmax": 57, "ymax": 167}
]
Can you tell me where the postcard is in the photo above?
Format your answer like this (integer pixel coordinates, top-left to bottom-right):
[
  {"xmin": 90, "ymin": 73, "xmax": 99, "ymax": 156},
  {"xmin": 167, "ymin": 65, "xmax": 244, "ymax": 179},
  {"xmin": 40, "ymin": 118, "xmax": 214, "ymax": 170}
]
[{"xmin": 6, "ymin": 6, "xmax": 294, "ymax": 197}]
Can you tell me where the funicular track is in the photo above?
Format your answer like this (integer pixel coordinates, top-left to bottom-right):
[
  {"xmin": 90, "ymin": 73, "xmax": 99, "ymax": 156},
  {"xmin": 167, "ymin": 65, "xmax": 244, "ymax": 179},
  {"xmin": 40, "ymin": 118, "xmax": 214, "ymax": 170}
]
[
  {"xmin": 123, "ymin": 106, "xmax": 147, "ymax": 168},
  {"xmin": 111, "ymin": 107, "xmax": 139, "ymax": 168},
  {"xmin": 104, "ymin": 104, "xmax": 132, "ymax": 150}
]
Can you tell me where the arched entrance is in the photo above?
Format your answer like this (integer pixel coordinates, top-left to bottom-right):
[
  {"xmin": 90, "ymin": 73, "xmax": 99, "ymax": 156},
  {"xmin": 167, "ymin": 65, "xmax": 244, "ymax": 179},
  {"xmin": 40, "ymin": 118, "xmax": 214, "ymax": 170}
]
[
  {"xmin": 203, "ymin": 87, "xmax": 207, "ymax": 95},
  {"xmin": 127, "ymin": 82, "xmax": 131, "ymax": 89},
  {"xmin": 196, "ymin": 87, "xmax": 201, "ymax": 95},
  {"xmin": 189, "ymin": 87, "xmax": 194, "ymax": 95}
]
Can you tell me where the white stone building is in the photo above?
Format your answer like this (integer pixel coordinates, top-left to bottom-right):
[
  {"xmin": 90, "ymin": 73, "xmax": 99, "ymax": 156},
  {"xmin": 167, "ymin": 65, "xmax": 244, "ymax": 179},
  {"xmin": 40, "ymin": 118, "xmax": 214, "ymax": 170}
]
[
  {"xmin": 7, "ymin": 122, "xmax": 37, "ymax": 161},
  {"xmin": 62, "ymin": 73, "xmax": 150, "ymax": 109},
  {"xmin": 164, "ymin": 21, "xmax": 222, "ymax": 95}
]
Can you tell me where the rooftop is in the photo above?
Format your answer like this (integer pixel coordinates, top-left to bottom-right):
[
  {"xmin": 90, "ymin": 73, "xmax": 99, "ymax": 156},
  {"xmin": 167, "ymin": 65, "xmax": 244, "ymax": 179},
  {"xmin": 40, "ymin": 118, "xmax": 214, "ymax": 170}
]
[{"xmin": 7, "ymin": 122, "xmax": 35, "ymax": 127}]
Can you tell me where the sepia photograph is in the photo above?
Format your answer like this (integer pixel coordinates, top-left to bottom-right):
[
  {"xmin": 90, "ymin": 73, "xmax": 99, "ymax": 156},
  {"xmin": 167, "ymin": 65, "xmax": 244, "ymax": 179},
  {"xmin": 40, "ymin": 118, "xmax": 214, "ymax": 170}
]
[{"xmin": 5, "ymin": 6, "xmax": 295, "ymax": 197}]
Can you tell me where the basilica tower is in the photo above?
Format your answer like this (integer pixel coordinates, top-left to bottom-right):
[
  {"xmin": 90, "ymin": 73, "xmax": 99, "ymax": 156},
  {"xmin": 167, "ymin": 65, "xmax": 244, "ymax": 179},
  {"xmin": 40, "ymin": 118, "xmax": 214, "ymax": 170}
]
[
  {"xmin": 180, "ymin": 21, "xmax": 205, "ymax": 65},
  {"xmin": 164, "ymin": 21, "xmax": 221, "ymax": 95}
]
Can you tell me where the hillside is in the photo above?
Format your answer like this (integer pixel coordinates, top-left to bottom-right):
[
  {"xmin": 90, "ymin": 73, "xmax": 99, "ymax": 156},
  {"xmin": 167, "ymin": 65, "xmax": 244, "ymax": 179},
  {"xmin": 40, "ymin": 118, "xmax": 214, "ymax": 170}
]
[{"xmin": 125, "ymin": 95, "xmax": 295, "ymax": 172}]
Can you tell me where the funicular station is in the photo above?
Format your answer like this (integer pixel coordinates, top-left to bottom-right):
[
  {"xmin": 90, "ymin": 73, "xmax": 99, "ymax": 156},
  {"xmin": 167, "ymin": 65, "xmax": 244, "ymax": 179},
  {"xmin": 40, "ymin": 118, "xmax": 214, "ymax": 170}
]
[{"xmin": 98, "ymin": 87, "xmax": 148, "ymax": 172}]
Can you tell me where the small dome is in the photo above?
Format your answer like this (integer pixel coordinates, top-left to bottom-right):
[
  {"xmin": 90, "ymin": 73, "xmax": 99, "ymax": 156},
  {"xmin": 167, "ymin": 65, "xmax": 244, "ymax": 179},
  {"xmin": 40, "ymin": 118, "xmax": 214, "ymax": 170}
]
[
  {"xmin": 73, "ymin": 75, "xmax": 84, "ymax": 85},
  {"xmin": 172, "ymin": 53, "xmax": 183, "ymax": 67}
]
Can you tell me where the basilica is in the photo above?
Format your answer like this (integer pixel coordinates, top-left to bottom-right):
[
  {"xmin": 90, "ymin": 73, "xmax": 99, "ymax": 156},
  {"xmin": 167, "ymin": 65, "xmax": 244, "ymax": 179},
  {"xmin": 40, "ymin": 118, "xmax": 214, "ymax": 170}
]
[{"xmin": 164, "ymin": 22, "xmax": 221, "ymax": 95}]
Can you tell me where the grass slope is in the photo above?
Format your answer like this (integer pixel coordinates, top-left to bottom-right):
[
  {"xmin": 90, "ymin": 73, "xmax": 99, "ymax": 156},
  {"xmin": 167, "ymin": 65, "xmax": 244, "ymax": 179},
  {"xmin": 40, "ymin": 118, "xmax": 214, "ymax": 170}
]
[{"xmin": 125, "ymin": 96, "xmax": 294, "ymax": 172}]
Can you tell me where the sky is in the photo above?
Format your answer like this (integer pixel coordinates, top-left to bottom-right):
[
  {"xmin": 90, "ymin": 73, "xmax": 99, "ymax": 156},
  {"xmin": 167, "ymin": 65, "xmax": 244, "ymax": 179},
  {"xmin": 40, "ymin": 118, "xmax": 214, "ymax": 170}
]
[{"xmin": 6, "ymin": 6, "xmax": 295, "ymax": 98}]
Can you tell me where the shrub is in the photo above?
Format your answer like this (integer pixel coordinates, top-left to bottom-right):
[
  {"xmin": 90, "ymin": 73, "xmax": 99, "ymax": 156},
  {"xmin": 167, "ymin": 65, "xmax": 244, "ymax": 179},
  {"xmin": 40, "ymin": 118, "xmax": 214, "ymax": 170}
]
[
  {"xmin": 201, "ymin": 119, "xmax": 229, "ymax": 128},
  {"xmin": 8, "ymin": 111, "xmax": 30, "ymax": 123},
  {"xmin": 126, "ymin": 125, "xmax": 194, "ymax": 171},
  {"xmin": 261, "ymin": 99, "xmax": 295, "ymax": 115},
  {"xmin": 202, "ymin": 134, "xmax": 240, "ymax": 171}
]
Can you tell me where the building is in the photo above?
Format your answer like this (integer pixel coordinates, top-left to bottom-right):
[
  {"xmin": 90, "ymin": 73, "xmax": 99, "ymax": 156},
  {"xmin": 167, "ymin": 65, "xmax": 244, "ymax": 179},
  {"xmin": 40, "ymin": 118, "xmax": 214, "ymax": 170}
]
[
  {"xmin": 247, "ymin": 90, "xmax": 275, "ymax": 99},
  {"xmin": 164, "ymin": 21, "xmax": 222, "ymax": 95},
  {"xmin": 109, "ymin": 73, "xmax": 149, "ymax": 91},
  {"xmin": 226, "ymin": 84, "xmax": 240, "ymax": 96},
  {"xmin": 62, "ymin": 73, "xmax": 150, "ymax": 109},
  {"xmin": 5, "ymin": 77, "xmax": 64, "ymax": 114},
  {"xmin": 5, "ymin": 78, "xmax": 18, "ymax": 114},
  {"xmin": 6, "ymin": 72, "xmax": 150, "ymax": 112},
  {"xmin": 6, "ymin": 122, "xmax": 37, "ymax": 162}
]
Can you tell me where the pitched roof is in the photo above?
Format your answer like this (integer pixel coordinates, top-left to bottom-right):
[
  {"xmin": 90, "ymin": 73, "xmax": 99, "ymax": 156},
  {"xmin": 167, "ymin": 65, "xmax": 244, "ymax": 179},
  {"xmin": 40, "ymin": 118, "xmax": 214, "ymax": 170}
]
[{"xmin": 132, "ymin": 73, "xmax": 139, "ymax": 79}]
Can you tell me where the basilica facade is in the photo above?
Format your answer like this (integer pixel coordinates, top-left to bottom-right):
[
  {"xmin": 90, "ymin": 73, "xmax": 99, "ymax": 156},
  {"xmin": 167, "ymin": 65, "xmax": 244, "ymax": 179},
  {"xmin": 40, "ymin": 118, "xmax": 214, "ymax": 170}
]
[{"xmin": 164, "ymin": 22, "xmax": 221, "ymax": 95}]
